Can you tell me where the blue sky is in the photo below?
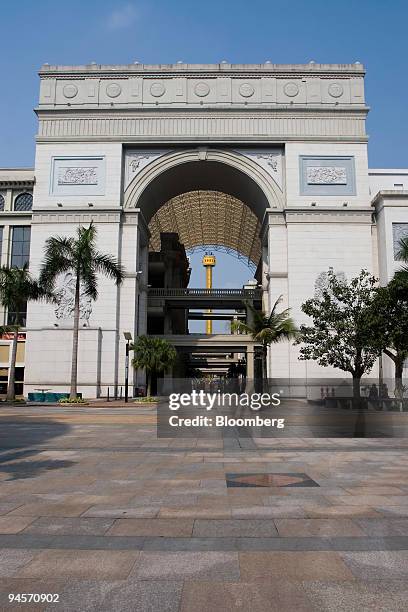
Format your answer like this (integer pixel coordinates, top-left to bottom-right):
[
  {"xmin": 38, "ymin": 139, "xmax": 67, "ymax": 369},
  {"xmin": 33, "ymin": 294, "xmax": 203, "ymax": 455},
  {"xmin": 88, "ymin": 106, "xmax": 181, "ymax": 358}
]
[
  {"xmin": 1, "ymin": 0, "xmax": 407, "ymax": 323},
  {"xmin": 0, "ymin": 0, "xmax": 407, "ymax": 168}
]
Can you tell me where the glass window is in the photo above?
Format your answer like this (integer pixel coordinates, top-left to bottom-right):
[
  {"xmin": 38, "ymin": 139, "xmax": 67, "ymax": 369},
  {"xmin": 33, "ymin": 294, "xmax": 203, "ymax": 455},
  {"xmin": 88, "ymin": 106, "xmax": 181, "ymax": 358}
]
[
  {"xmin": 14, "ymin": 193, "xmax": 33, "ymax": 211},
  {"xmin": 0, "ymin": 195, "xmax": 4, "ymax": 211},
  {"xmin": 7, "ymin": 303, "xmax": 27, "ymax": 326},
  {"xmin": 11, "ymin": 226, "xmax": 31, "ymax": 268}
]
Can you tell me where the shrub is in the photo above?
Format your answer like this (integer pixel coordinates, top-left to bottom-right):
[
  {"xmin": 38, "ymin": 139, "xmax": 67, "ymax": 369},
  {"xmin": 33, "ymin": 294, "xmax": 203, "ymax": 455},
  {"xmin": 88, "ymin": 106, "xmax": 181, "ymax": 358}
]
[
  {"xmin": 134, "ymin": 396, "xmax": 158, "ymax": 403},
  {"xmin": 58, "ymin": 397, "xmax": 88, "ymax": 404}
]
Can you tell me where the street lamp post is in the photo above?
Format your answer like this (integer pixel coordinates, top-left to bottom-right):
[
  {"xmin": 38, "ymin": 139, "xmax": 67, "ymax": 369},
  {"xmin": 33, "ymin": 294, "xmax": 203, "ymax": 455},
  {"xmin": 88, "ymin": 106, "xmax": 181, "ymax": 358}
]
[{"xmin": 123, "ymin": 332, "xmax": 132, "ymax": 403}]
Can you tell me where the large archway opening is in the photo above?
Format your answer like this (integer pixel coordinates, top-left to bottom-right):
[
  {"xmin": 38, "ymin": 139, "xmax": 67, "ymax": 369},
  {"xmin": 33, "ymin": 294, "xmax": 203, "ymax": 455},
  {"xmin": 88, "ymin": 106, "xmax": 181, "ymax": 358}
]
[{"xmin": 126, "ymin": 152, "xmax": 280, "ymax": 386}]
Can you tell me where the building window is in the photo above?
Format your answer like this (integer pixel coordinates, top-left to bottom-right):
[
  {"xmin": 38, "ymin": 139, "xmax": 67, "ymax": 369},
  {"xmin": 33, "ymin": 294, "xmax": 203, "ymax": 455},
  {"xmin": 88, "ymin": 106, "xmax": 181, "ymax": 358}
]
[
  {"xmin": 0, "ymin": 195, "xmax": 4, "ymax": 211},
  {"xmin": 393, "ymin": 223, "xmax": 408, "ymax": 259},
  {"xmin": 11, "ymin": 226, "xmax": 31, "ymax": 268},
  {"xmin": 14, "ymin": 193, "xmax": 33, "ymax": 211},
  {"xmin": 7, "ymin": 303, "xmax": 27, "ymax": 327}
]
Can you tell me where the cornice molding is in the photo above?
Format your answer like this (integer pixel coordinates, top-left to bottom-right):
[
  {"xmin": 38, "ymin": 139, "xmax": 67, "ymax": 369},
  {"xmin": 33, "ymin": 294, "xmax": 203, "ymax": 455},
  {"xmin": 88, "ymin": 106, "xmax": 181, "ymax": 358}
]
[
  {"xmin": 284, "ymin": 207, "xmax": 373, "ymax": 224},
  {"xmin": 31, "ymin": 210, "xmax": 121, "ymax": 224},
  {"xmin": 371, "ymin": 190, "xmax": 408, "ymax": 211},
  {"xmin": 36, "ymin": 112, "xmax": 367, "ymax": 143},
  {"xmin": 0, "ymin": 181, "xmax": 34, "ymax": 188},
  {"xmin": 39, "ymin": 62, "xmax": 365, "ymax": 78}
]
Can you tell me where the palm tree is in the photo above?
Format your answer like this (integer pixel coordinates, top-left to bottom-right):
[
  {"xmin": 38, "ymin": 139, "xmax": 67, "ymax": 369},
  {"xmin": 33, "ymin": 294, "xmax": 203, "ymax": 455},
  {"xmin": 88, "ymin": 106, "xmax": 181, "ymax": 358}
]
[
  {"xmin": 395, "ymin": 237, "xmax": 408, "ymax": 283},
  {"xmin": 0, "ymin": 265, "xmax": 51, "ymax": 401},
  {"xmin": 231, "ymin": 297, "xmax": 297, "ymax": 382},
  {"xmin": 40, "ymin": 223, "xmax": 124, "ymax": 399},
  {"xmin": 131, "ymin": 336, "xmax": 177, "ymax": 397}
]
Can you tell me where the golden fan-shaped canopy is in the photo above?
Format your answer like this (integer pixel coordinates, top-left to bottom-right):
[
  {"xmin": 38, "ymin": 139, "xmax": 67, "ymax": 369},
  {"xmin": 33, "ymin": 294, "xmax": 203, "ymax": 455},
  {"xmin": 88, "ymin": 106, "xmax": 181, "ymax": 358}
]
[{"xmin": 148, "ymin": 191, "xmax": 262, "ymax": 266}]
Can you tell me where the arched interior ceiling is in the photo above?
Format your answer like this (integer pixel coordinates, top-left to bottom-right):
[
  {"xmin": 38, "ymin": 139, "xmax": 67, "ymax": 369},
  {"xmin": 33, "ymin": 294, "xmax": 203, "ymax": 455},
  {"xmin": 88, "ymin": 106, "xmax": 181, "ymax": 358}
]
[
  {"xmin": 138, "ymin": 160, "xmax": 270, "ymax": 223},
  {"xmin": 148, "ymin": 190, "xmax": 262, "ymax": 266}
]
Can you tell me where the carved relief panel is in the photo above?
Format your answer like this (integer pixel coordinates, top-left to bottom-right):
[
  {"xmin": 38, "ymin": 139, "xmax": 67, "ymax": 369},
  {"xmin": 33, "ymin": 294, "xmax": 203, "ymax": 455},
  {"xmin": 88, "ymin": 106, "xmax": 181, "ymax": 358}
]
[
  {"xmin": 124, "ymin": 149, "xmax": 170, "ymax": 189},
  {"xmin": 54, "ymin": 272, "xmax": 93, "ymax": 323},
  {"xmin": 299, "ymin": 156, "xmax": 356, "ymax": 196},
  {"xmin": 50, "ymin": 157, "xmax": 105, "ymax": 196},
  {"xmin": 236, "ymin": 148, "xmax": 283, "ymax": 190}
]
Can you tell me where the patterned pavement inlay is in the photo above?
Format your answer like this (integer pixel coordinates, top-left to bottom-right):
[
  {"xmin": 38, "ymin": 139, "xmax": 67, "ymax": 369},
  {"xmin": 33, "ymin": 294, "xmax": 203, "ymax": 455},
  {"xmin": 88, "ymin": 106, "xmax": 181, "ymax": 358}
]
[{"xmin": 226, "ymin": 473, "xmax": 320, "ymax": 488}]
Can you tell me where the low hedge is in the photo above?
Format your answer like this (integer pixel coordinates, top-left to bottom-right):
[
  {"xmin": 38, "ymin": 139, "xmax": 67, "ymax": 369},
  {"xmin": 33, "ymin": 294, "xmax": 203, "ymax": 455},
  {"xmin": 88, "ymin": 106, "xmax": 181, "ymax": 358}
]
[{"xmin": 58, "ymin": 397, "xmax": 88, "ymax": 404}]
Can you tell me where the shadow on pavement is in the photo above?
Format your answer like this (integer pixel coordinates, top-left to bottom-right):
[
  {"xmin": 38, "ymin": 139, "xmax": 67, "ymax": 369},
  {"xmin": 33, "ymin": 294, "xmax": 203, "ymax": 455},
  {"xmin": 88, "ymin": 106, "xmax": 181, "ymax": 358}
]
[{"xmin": 0, "ymin": 418, "xmax": 74, "ymax": 480}]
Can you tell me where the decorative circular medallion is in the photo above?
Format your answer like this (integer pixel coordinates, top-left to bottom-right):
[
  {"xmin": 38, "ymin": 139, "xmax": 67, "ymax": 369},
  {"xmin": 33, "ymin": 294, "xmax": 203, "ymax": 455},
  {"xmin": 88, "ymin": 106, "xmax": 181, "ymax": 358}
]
[
  {"xmin": 328, "ymin": 82, "xmax": 344, "ymax": 98},
  {"xmin": 106, "ymin": 83, "xmax": 122, "ymax": 98},
  {"xmin": 194, "ymin": 82, "xmax": 210, "ymax": 97},
  {"xmin": 63, "ymin": 84, "xmax": 78, "ymax": 99},
  {"xmin": 150, "ymin": 82, "xmax": 166, "ymax": 97},
  {"xmin": 283, "ymin": 81, "xmax": 299, "ymax": 97},
  {"xmin": 239, "ymin": 83, "xmax": 254, "ymax": 98}
]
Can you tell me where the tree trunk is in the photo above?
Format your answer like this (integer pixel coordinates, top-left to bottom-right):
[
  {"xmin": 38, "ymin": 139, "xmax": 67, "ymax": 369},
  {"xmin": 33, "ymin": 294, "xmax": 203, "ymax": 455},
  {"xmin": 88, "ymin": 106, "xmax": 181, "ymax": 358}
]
[
  {"xmin": 146, "ymin": 372, "xmax": 152, "ymax": 397},
  {"xmin": 262, "ymin": 345, "xmax": 268, "ymax": 393},
  {"xmin": 352, "ymin": 375, "xmax": 361, "ymax": 401},
  {"xmin": 352, "ymin": 373, "xmax": 365, "ymax": 437},
  {"xmin": 394, "ymin": 359, "xmax": 404, "ymax": 400},
  {"xmin": 70, "ymin": 275, "xmax": 80, "ymax": 399},
  {"xmin": 6, "ymin": 330, "xmax": 18, "ymax": 402}
]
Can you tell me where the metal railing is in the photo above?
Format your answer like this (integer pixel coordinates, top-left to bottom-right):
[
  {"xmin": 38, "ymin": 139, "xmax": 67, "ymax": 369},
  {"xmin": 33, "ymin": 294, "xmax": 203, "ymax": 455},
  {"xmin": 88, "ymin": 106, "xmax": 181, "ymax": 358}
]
[{"xmin": 148, "ymin": 288, "xmax": 263, "ymax": 299}]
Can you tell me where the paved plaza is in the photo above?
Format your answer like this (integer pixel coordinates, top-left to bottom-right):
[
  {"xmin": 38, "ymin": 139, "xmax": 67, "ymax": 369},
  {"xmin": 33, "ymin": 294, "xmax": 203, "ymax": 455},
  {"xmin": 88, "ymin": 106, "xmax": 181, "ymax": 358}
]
[{"xmin": 0, "ymin": 403, "xmax": 407, "ymax": 611}]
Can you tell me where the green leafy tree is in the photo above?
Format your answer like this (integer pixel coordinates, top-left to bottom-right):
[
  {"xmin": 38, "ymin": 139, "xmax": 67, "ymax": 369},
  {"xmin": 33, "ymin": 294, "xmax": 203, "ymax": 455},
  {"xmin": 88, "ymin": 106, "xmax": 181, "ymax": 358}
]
[
  {"xmin": 297, "ymin": 269, "xmax": 379, "ymax": 399},
  {"xmin": 131, "ymin": 336, "xmax": 177, "ymax": 397},
  {"xmin": 0, "ymin": 265, "xmax": 51, "ymax": 401},
  {"xmin": 367, "ymin": 276, "xmax": 408, "ymax": 399},
  {"xmin": 40, "ymin": 223, "xmax": 124, "ymax": 399},
  {"xmin": 231, "ymin": 297, "xmax": 297, "ymax": 381}
]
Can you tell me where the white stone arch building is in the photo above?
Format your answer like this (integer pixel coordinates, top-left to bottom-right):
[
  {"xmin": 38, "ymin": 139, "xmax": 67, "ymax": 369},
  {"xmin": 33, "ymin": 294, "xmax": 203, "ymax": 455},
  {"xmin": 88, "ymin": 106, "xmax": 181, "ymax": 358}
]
[{"xmin": 1, "ymin": 61, "xmax": 403, "ymax": 397}]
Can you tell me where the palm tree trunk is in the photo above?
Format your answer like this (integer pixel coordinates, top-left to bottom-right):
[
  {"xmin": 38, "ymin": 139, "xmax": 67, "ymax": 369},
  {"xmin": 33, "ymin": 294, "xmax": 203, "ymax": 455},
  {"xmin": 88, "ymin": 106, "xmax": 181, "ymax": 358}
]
[
  {"xmin": 70, "ymin": 275, "xmax": 80, "ymax": 399},
  {"xmin": 262, "ymin": 345, "xmax": 268, "ymax": 393},
  {"xmin": 146, "ymin": 372, "xmax": 152, "ymax": 397},
  {"xmin": 6, "ymin": 330, "xmax": 18, "ymax": 401}
]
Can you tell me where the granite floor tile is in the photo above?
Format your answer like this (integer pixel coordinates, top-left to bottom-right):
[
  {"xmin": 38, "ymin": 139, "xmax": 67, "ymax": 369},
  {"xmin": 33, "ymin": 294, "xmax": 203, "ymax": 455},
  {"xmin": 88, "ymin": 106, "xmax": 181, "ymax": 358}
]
[
  {"xmin": 180, "ymin": 580, "xmax": 314, "ymax": 612},
  {"xmin": 340, "ymin": 551, "xmax": 408, "ymax": 580},
  {"xmin": 22, "ymin": 517, "xmax": 115, "ymax": 536},
  {"xmin": 107, "ymin": 518, "xmax": 194, "ymax": 537},
  {"xmin": 82, "ymin": 506, "xmax": 160, "ymax": 518},
  {"xmin": 131, "ymin": 551, "xmax": 240, "ymax": 581},
  {"xmin": 9, "ymin": 502, "xmax": 93, "ymax": 517},
  {"xmin": 239, "ymin": 551, "xmax": 355, "ymax": 581},
  {"xmin": 193, "ymin": 519, "xmax": 278, "ymax": 538},
  {"xmin": 327, "ymin": 495, "xmax": 408, "ymax": 506},
  {"xmin": 303, "ymin": 579, "xmax": 408, "ymax": 612},
  {"xmin": 0, "ymin": 549, "xmax": 37, "ymax": 577},
  {"xmin": 342, "ymin": 486, "xmax": 406, "ymax": 495},
  {"xmin": 0, "ymin": 502, "xmax": 25, "ymax": 515},
  {"xmin": 304, "ymin": 505, "xmax": 381, "ymax": 518},
  {"xmin": 275, "ymin": 518, "xmax": 365, "ymax": 537},
  {"xmin": 355, "ymin": 518, "xmax": 408, "ymax": 537},
  {"xmin": 374, "ymin": 505, "xmax": 408, "ymax": 517},
  {"xmin": 159, "ymin": 507, "xmax": 232, "ymax": 519},
  {"xmin": 0, "ymin": 515, "xmax": 36, "ymax": 534},
  {"xmin": 45, "ymin": 579, "xmax": 183, "ymax": 612},
  {"xmin": 19, "ymin": 550, "xmax": 140, "ymax": 580},
  {"xmin": 231, "ymin": 505, "xmax": 307, "ymax": 518}
]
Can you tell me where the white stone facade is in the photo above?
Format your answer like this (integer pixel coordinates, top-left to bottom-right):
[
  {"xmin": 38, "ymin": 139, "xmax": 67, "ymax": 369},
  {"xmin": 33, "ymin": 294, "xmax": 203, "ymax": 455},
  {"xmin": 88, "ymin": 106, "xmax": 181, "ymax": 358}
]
[{"xmin": 0, "ymin": 62, "xmax": 406, "ymax": 396}]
